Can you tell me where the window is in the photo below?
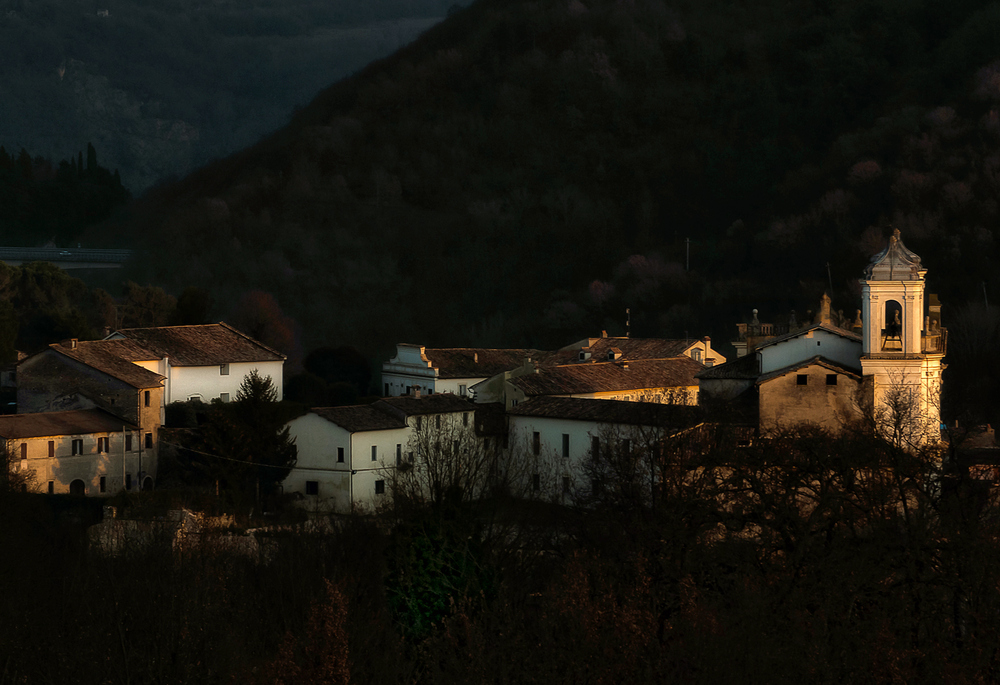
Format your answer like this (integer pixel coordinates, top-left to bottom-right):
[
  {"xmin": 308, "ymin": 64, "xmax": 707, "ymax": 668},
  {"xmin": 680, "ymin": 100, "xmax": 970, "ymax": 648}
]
[
  {"xmin": 532, "ymin": 474, "xmax": 540, "ymax": 491},
  {"xmin": 72, "ymin": 439, "xmax": 83, "ymax": 455},
  {"xmin": 436, "ymin": 415, "xmax": 441, "ymax": 429},
  {"xmin": 692, "ymin": 349, "xmax": 702, "ymax": 362},
  {"xmin": 220, "ymin": 363, "xmax": 230, "ymax": 375},
  {"xmin": 375, "ymin": 480, "xmax": 385, "ymax": 495},
  {"xmin": 371, "ymin": 445, "xmax": 378, "ymax": 462},
  {"xmin": 125, "ymin": 473, "xmax": 132, "ymax": 490},
  {"xmin": 416, "ymin": 416, "xmax": 423, "ymax": 430},
  {"xmin": 144, "ymin": 433, "xmax": 153, "ymax": 449},
  {"xmin": 796, "ymin": 374, "xmax": 808, "ymax": 386},
  {"xmin": 826, "ymin": 374, "xmax": 838, "ymax": 386},
  {"xmin": 459, "ymin": 384, "xmax": 467, "ymax": 396},
  {"xmin": 384, "ymin": 383, "xmax": 389, "ymax": 396},
  {"xmin": 220, "ymin": 393, "xmax": 230, "ymax": 403},
  {"xmin": 48, "ymin": 441, "xmax": 54, "ymax": 458},
  {"xmin": 562, "ymin": 434, "xmax": 570, "ymax": 458},
  {"xmin": 144, "ymin": 390, "xmax": 150, "ymax": 407},
  {"xmin": 510, "ymin": 399, "xmax": 518, "ymax": 406},
  {"xmin": 98, "ymin": 437, "xmax": 109, "ymax": 453},
  {"xmin": 47, "ymin": 481, "xmax": 54, "ymax": 494},
  {"xmin": 463, "ymin": 412, "xmax": 469, "ymax": 426},
  {"xmin": 591, "ymin": 436, "xmax": 600, "ymax": 458},
  {"xmin": 305, "ymin": 481, "xmax": 319, "ymax": 495},
  {"xmin": 396, "ymin": 444, "xmax": 402, "ymax": 465},
  {"xmin": 20, "ymin": 443, "xmax": 26, "ymax": 460},
  {"xmin": 99, "ymin": 476, "xmax": 106, "ymax": 493},
  {"xmin": 337, "ymin": 447, "xmax": 344, "ymax": 463},
  {"xmin": 562, "ymin": 476, "xmax": 571, "ymax": 494},
  {"xmin": 125, "ymin": 434, "xmax": 132, "ymax": 452},
  {"xmin": 532, "ymin": 432, "xmax": 540, "ymax": 455}
]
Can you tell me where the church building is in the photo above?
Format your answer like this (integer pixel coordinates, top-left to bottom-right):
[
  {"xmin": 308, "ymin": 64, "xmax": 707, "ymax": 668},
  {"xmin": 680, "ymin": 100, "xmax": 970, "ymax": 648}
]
[{"xmin": 699, "ymin": 229, "xmax": 946, "ymax": 444}]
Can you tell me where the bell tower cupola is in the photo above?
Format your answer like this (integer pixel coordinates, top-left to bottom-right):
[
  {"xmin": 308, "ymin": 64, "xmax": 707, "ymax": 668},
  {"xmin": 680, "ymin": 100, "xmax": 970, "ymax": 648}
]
[{"xmin": 859, "ymin": 228, "xmax": 946, "ymax": 446}]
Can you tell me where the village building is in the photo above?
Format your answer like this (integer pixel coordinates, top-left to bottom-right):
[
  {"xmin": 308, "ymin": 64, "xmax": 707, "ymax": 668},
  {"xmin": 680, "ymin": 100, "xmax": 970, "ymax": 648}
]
[
  {"xmin": 506, "ymin": 396, "xmax": 703, "ymax": 502},
  {"xmin": 381, "ymin": 335, "xmax": 723, "ymax": 400},
  {"xmin": 105, "ymin": 322, "xmax": 286, "ymax": 409},
  {"xmin": 18, "ymin": 339, "xmax": 165, "ymax": 490},
  {"xmin": 472, "ymin": 356, "xmax": 705, "ymax": 409},
  {"xmin": 2, "ymin": 409, "xmax": 147, "ymax": 495},
  {"xmin": 283, "ymin": 393, "xmax": 480, "ymax": 513},
  {"xmin": 381, "ymin": 344, "xmax": 544, "ymax": 398}
]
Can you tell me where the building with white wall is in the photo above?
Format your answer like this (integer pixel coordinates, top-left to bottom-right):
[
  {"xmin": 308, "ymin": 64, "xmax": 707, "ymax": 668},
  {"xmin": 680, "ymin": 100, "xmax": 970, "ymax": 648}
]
[
  {"xmin": 105, "ymin": 322, "xmax": 286, "ymax": 411},
  {"xmin": 283, "ymin": 394, "xmax": 480, "ymax": 513},
  {"xmin": 507, "ymin": 396, "xmax": 703, "ymax": 503},
  {"xmin": 381, "ymin": 344, "xmax": 542, "ymax": 397}
]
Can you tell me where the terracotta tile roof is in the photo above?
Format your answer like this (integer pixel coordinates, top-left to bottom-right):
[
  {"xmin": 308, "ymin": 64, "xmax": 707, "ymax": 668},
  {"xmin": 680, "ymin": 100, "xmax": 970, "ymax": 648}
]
[
  {"xmin": 548, "ymin": 337, "xmax": 697, "ymax": 364},
  {"xmin": 421, "ymin": 348, "xmax": 546, "ymax": 378},
  {"xmin": 47, "ymin": 343, "xmax": 164, "ymax": 389},
  {"xmin": 696, "ymin": 353, "xmax": 760, "ymax": 380},
  {"xmin": 754, "ymin": 323, "xmax": 861, "ymax": 350},
  {"xmin": 511, "ymin": 357, "xmax": 703, "ymax": 396},
  {"xmin": 311, "ymin": 406, "xmax": 406, "ymax": 433},
  {"xmin": 508, "ymin": 396, "xmax": 703, "ymax": 429},
  {"xmin": 755, "ymin": 355, "xmax": 862, "ymax": 385},
  {"xmin": 376, "ymin": 394, "xmax": 475, "ymax": 416},
  {"xmin": 110, "ymin": 322, "xmax": 285, "ymax": 366},
  {"xmin": 0, "ymin": 408, "xmax": 137, "ymax": 439}
]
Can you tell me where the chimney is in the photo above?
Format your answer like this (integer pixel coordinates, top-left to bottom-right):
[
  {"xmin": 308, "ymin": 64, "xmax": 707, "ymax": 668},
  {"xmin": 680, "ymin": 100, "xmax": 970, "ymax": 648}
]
[{"xmin": 413, "ymin": 387, "xmax": 421, "ymax": 399}]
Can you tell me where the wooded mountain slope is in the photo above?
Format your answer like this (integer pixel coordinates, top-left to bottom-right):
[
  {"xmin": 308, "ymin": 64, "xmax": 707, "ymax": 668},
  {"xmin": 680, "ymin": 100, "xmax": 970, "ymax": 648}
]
[{"xmin": 106, "ymin": 0, "xmax": 1000, "ymax": 412}]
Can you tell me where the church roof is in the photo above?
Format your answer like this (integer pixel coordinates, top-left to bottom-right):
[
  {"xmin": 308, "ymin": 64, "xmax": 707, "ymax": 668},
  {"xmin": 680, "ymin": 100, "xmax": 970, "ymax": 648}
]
[
  {"xmin": 754, "ymin": 323, "xmax": 861, "ymax": 351},
  {"xmin": 755, "ymin": 355, "xmax": 862, "ymax": 386},
  {"xmin": 864, "ymin": 228, "xmax": 925, "ymax": 281}
]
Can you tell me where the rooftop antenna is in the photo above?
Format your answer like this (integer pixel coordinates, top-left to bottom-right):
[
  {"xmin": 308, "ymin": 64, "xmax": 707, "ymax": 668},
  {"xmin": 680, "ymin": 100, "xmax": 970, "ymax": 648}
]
[{"xmin": 626, "ymin": 308, "xmax": 631, "ymax": 338}]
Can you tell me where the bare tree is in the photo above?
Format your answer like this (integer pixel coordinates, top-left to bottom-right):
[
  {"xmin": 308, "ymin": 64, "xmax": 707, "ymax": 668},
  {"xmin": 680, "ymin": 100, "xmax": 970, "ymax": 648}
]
[{"xmin": 0, "ymin": 439, "xmax": 39, "ymax": 494}]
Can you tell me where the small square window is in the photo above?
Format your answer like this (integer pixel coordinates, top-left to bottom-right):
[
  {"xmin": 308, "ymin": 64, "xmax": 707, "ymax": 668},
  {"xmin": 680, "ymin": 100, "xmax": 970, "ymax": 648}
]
[
  {"xmin": 796, "ymin": 374, "xmax": 808, "ymax": 386},
  {"xmin": 337, "ymin": 447, "xmax": 344, "ymax": 463},
  {"xmin": 375, "ymin": 480, "xmax": 385, "ymax": 495},
  {"xmin": 98, "ymin": 437, "xmax": 108, "ymax": 453},
  {"xmin": 305, "ymin": 480, "xmax": 319, "ymax": 495},
  {"xmin": 220, "ymin": 364, "xmax": 230, "ymax": 375},
  {"xmin": 459, "ymin": 384, "xmax": 467, "ymax": 396},
  {"xmin": 220, "ymin": 392, "xmax": 230, "ymax": 403},
  {"xmin": 826, "ymin": 374, "xmax": 838, "ymax": 386},
  {"xmin": 72, "ymin": 439, "xmax": 83, "ymax": 455}
]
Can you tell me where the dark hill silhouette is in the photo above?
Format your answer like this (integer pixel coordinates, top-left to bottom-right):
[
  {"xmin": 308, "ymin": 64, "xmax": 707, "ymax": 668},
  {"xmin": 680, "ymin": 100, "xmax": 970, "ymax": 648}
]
[{"xmin": 95, "ymin": 0, "xmax": 1000, "ymax": 407}]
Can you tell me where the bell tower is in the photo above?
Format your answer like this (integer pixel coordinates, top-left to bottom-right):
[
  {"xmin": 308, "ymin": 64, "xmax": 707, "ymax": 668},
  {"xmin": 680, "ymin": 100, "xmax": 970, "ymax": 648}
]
[{"xmin": 860, "ymin": 229, "xmax": 946, "ymax": 445}]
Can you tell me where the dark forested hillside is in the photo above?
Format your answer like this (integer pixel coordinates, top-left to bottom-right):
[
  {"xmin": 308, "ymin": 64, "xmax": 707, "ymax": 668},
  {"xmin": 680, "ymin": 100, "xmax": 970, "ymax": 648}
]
[
  {"xmin": 96, "ymin": 0, "xmax": 1000, "ymax": 417},
  {"xmin": 0, "ymin": 0, "xmax": 452, "ymax": 191}
]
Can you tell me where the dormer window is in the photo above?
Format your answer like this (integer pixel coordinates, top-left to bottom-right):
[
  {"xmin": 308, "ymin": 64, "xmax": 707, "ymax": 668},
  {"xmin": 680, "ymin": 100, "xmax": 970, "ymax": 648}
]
[{"xmin": 578, "ymin": 349, "xmax": 592, "ymax": 361}]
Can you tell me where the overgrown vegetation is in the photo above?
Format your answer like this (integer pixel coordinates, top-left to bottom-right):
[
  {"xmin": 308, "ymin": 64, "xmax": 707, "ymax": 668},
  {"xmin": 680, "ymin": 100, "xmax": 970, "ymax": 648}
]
[{"xmin": 2, "ymin": 426, "xmax": 997, "ymax": 683}]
